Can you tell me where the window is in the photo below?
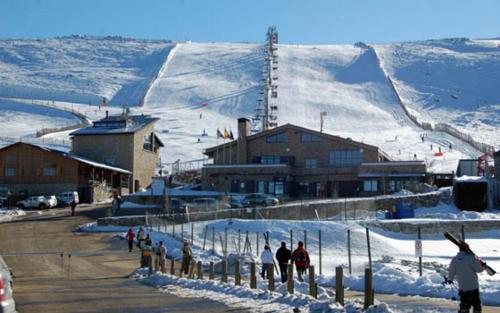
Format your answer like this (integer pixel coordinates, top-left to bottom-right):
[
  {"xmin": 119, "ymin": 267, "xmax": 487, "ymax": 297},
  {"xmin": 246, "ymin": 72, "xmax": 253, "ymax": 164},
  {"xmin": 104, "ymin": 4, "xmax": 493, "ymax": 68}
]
[
  {"xmin": 266, "ymin": 132, "xmax": 288, "ymax": 143},
  {"xmin": 302, "ymin": 132, "xmax": 321, "ymax": 142},
  {"xmin": 143, "ymin": 134, "xmax": 152, "ymax": 151},
  {"xmin": 329, "ymin": 149, "xmax": 363, "ymax": 167},
  {"xmin": 364, "ymin": 180, "xmax": 378, "ymax": 192},
  {"xmin": 257, "ymin": 181, "xmax": 265, "ymax": 193},
  {"xmin": 43, "ymin": 166, "xmax": 56, "ymax": 176},
  {"xmin": 261, "ymin": 155, "xmax": 281, "ymax": 164},
  {"xmin": 305, "ymin": 159, "xmax": 317, "ymax": 168},
  {"xmin": 5, "ymin": 167, "xmax": 16, "ymax": 176},
  {"xmin": 275, "ymin": 182, "xmax": 284, "ymax": 195}
]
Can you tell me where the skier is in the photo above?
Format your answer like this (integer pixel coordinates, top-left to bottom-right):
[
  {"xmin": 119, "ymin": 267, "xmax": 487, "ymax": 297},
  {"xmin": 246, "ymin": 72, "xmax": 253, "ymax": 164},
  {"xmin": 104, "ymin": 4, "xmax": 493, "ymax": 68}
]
[
  {"xmin": 136, "ymin": 227, "xmax": 146, "ymax": 249},
  {"xmin": 446, "ymin": 242, "xmax": 486, "ymax": 313},
  {"xmin": 430, "ymin": 144, "xmax": 433, "ymax": 151},
  {"xmin": 260, "ymin": 245, "xmax": 274, "ymax": 279},
  {"xmin": 449, "ymin": 144, "xmax": 453, "ymax": 151},
  {"xmin": 181, "ymin": 241, "xmax": 192, "ymax": 276},
  {"xmin": 275, "ymin": 241, "xmax": 292, "ymax": 283},
  {"xmin": 291, "ymin": 241, "xmax": 310, "ymax": 282},
  {"xmin": 156, "ymin": 241, "xmax": 167, "ymax": 273},
  {"xmin": 126, "ymin": 228, "xmax": 135, "ymax": 252}
]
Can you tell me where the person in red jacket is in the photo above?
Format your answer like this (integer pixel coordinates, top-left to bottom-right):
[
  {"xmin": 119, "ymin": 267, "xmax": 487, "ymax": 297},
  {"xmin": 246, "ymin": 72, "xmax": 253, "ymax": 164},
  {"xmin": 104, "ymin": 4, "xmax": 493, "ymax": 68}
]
[
  {"xmin": 126, "ymin": 228, "xmax": 135, "ymax": 252},
  {"xmin": 291, "ymin": 241, "xmax": 310, "ymax": 282}
]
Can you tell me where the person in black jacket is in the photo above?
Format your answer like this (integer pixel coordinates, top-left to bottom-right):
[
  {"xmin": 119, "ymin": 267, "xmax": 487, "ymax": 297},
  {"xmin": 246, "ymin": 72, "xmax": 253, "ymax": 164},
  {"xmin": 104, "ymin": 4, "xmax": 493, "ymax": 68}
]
[{"xmin": 275, "ymin": 241, "xmax": 292, "ymax": 283}]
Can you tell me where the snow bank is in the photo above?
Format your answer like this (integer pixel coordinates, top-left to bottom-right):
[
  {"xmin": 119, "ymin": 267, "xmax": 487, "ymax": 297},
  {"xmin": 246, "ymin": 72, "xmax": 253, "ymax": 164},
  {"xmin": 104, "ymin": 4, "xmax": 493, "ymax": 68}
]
[
  {"xmin": 131, "ymin": 268, "xmax": 392, "ymax": 313},
  {"xmin": 0, "ymin": 208, "xmax": 26, "ymax": 223}
]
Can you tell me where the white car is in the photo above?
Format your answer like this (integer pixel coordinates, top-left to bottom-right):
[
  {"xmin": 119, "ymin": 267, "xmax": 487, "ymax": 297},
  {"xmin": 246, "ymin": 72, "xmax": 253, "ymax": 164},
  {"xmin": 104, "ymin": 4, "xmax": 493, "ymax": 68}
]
[
  {"xmin": 0, "ymin": 256, "xmax": 15, "ymax": 313},
  {"xmin": 57, "ymin": 191, "xmax": 79, "ymax": 206},
  {"xmin": 16, "ymin": 195, "xmax": 57, "ymax": 209}
]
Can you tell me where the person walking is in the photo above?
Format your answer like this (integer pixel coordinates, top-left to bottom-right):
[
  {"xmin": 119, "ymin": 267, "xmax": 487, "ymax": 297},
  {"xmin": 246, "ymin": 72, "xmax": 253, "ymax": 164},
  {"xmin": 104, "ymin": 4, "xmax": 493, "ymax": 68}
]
[
  {"xmin": 145, "ymin": 234, "xmax": 152, "ymax": 246},
  {"xmin": 126, "ymin": 228, "xmax": 135, "ymax": 252},
  {"xmin": 291, "ymin": 241, "xmax": 310, "ymax": 282},
  {"xmin": 275, "ymin": 241, "xmax": 292, "ymax": 283},
  {"xmin": 181, "ymin": 241, "xmax": 192, "ymax": 276},
  {"xmin": 156, "ymin": 241, "xmax": 167, "ymax": 273},
  {"xmin": 140, "ymin": 242, "xmax": 153, "ymax": 277},
  {"xmin": 70, "ymin": 199, "xmax": 77, "ymax": 216},
  {"xmin": 136, "ymin": 227, "xmax": 146, "ymax": 249},
  {"xmin": 260, "ymin": 245, "xmax": 274, "ymax": 279},
  {"xmin": 446, "ymin": 242, "xmax": 486, "ymax": 313}
]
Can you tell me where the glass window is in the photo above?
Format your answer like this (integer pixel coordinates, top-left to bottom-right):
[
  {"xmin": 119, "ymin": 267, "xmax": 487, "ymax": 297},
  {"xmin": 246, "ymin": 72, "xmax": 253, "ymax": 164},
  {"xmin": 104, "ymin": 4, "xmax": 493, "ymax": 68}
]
[
  {"xmin": 305, "ymin": 159, "xmax": 317, "ymax": 168},
  {"xmin": 275, "ymin": 182, "xmax": 284, "ymax": 195},
  {"xmin": 43, "ymin": 167, "xmax": 56, "ymax": 176},
  {"xmin": 363, "ymin": 180, "xmax": 378, "ymax": 192},
  {"xmin": 5, "ymin": 167, "xmax": 16, "ymax": 176},
  {"xmin": 266, "ymin": 132, "xmax": 288, "ymax": 143},
  {"xmin": 301, "ymin": 132, "xmax": 321, "ymax": 142},
  {"xmin": 261, "ymin": 155, "xmax": 281, "ymax": 164},
  {"xmin": 329, "ymin": 149, "xmax": 363, "ymax": 167},
  {"xmin": 143, "ymin": 134, "xmax": 152, "ymax": 151},
  {"xmin": 257, "ymin": 181, "xmax": 265, "ymax": 193},
  {"xmin": 268, "ymin": 181, "xmax": 275, "ymax": 194}
]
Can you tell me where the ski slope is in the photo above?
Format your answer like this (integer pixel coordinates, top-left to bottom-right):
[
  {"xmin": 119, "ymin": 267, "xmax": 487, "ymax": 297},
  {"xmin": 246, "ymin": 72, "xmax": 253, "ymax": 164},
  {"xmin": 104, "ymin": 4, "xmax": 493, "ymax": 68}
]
[
  {"xmin": 374, "ymin": 38, "xmax": 500, "ymax": 147},
  {"xmin": 0, "ymin": 37, "xmax": 498, "ymax": 172},
  {"xmin": 0, "ymin": 36, "xmax": 174, "ymax": 106}
]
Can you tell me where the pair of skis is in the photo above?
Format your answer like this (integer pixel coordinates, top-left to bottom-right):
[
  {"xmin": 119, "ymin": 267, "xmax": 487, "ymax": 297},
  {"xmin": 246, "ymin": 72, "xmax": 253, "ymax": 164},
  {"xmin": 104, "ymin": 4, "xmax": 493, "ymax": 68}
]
[{"xmin": 444, "ymin": 232, "xmax": 496, "ymax": 276}]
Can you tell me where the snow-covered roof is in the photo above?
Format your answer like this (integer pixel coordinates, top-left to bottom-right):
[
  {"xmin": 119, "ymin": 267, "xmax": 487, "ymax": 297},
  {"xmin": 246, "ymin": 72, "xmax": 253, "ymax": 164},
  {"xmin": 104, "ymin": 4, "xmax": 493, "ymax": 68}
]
[
  {"xmin": 70, "ymin": 114, "xmax": 159, "ymax": 136},
  {"xmin": 455, "ymin": 175, "xmax": 488, "ymax": 183}
]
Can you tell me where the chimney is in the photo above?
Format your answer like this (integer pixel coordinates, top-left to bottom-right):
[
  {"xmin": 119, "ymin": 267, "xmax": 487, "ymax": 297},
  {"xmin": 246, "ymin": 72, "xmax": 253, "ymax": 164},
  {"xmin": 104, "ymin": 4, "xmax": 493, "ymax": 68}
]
[
  {"xmin": 105, "ymin": 110, "xmax": 109, "ymax": 119},
  {"xmin": 237, "ymin": 118, "xmax": 250, "ymax": 164},
  {"xmin": 237, "ymin": 118, "xmax": 251, "ymax": 139}
]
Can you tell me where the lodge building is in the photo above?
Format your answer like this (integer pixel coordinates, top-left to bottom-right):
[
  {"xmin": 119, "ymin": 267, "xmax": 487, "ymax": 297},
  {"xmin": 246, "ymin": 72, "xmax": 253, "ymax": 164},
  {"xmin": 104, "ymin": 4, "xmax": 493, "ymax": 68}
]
[{"xmin": 202, "ymin": 118, "xmax": 427, "ymax": 199}]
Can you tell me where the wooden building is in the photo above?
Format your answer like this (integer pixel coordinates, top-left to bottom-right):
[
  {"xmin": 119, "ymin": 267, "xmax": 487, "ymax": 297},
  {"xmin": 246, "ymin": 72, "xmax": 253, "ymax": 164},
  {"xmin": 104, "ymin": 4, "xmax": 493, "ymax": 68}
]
[{"xmin": 0, "ymin": 142, "xmax": 131, "ymax": 203}]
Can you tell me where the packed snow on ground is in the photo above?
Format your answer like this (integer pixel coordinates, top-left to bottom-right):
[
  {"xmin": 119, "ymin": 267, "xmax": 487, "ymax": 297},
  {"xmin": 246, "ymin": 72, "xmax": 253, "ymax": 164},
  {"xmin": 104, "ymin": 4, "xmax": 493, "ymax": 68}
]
[
  {"xmin": 82, "ymin": 216, "xmax": 500, "ymax": 306},
  {"xmin": 414, "ymin": 202, "xmax": 500, "ymax": 220},
  {"xmin": 0, "ymin": 208, "xmax": 26, "ymax": 223},
  {"xmin": 0, "ymin": 98, "xmax": 80, "ymax": 137},
  {"xmin": 131, "ymin": 268, "xmax": 392, "ymax": 313}
]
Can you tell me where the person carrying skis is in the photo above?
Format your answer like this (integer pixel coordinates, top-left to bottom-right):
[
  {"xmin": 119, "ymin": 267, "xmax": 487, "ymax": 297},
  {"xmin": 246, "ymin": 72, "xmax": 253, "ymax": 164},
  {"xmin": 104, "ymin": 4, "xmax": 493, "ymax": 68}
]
[
  {"xmin": 446, "ymin": 242, "xmax": 486, "ymax": 313},
  {"xmin": 260, "ymin": 245, "xmax": 274, "ymax": 279},
  {"xmin": 140, "ymin": 242, "xmax": 153, "ymax": 277},
  {"xmin": 275, "ymin": 241, "xmax": 291, "ymax": 283},
  {"xmin": 181, "ymin": 241, "xmax": 192, "ymax": 276},
  {"xmin": 126, "ymin": 228, "xmax": 135, "ymax": 252},
  {"xmin": 136, "ymin": 227, "xmax": 146, "ymax": 249},
  {"xmin": 291, "ymin": 241, "xmax": 310, "ymax": 282}
]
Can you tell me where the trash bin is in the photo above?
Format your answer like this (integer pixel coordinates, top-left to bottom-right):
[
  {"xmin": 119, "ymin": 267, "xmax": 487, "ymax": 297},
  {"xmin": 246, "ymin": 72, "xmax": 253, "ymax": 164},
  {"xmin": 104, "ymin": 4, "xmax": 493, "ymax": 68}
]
[{"xmin": 395, "ymin": 202, "xmax": 414, "ymax": 219}]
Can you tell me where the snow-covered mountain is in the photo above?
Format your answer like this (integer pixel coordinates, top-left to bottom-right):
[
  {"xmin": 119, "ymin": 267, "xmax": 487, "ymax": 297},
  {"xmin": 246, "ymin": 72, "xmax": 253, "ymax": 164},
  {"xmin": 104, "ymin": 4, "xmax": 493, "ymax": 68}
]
[{"xmin": 0, "ymin": 36, "xmax": 498, "ymax": 172}]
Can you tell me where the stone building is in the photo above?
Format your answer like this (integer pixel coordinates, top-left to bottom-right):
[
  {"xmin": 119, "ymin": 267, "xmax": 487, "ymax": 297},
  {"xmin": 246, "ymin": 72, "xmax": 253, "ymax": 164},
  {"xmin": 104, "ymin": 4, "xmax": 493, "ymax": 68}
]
[
  {"xmin": 70, "ymin": 113, "xmax": 163, "ymax": 192},
  {"xmin": 0, "ymin": 142, "xmax": 131, "ymax": 202},
  {"xmin": 202, "ymin": 118, "xmax": 427, "ymax": 199}
]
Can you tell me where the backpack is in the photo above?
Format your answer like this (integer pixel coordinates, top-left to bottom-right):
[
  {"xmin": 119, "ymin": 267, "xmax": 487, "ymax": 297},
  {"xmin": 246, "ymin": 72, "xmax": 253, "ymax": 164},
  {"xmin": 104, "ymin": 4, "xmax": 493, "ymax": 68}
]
[{"xmin": 297, "ymin": 250, "xmax": 306, "ymax": 263}]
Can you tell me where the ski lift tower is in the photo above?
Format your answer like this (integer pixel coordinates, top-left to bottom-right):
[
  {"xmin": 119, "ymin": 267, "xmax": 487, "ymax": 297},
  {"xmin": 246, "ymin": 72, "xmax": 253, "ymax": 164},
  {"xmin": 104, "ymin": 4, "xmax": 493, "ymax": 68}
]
[{"xmin": 252, "ymin": 26, "xmax": 279, "ymax": 133}]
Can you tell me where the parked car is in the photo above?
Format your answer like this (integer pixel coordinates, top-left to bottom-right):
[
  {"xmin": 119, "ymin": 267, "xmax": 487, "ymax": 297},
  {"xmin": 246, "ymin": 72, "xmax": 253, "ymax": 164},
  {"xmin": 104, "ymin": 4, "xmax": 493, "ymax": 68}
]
[
  {"xmin": 57, "ymin": 191, "xmax": 79, "ymax": 206},
  {"xmin": 229, "ymin": 196, "xmax": 250, "ymax": 208},
  {"xmin": 0, "ymin": 188, "xmax": 10, "ymax": 208},
  {"xmin": 0, "ymin": 256, "xmax": 16, "ymax": 313},
  {"xmin": 169, "ymin": 198, "xmax": 189, "ymax": 213},
  {"xmin": 16, "ymin": 195, "xmax": 57, "ymax": 209},
  {"xmin": 190, "ymin": 198, "xmax": 231, "ymax": 211},
  {"xmin": 245, "ymin": 193, "xmax": 279, "ymax": 207}
]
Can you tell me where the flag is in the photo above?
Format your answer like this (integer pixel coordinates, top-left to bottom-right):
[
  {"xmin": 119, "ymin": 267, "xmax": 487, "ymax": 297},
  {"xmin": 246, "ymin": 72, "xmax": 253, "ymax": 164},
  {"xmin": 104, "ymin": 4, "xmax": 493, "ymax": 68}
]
[
  {"xmin": 217, "ymin": 129, "xmax": 224, "ymax": 138},
  {"xmin": 223, "ymin": 128, "xmax": 230, "ymax": 139},
  {"xmin": 229, "ymin": 130, "xmax": 234, "ymax": 140}
]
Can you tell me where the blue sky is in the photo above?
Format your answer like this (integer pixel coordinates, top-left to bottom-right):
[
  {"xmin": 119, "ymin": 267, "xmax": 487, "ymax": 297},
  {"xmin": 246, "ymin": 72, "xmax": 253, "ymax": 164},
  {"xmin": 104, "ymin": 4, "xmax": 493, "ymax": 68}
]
[{"xmin": 1, "ymin": 0, "xmax": 499, "ymax": 44}]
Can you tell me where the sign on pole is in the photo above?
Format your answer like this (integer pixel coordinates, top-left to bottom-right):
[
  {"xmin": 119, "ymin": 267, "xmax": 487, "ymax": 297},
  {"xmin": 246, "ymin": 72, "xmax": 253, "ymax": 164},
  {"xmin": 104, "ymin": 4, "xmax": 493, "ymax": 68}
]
[{"xmin": 415, "ymin": 239, "xmax": 423, "ymax": 257}]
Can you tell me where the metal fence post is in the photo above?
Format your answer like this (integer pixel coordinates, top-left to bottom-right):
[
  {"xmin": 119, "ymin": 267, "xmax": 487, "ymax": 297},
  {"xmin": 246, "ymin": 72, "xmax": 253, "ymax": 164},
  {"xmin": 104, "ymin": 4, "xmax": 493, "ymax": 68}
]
[{"xmin": 347, "ymin": 229, "xmax": 352, "ymax": 275}]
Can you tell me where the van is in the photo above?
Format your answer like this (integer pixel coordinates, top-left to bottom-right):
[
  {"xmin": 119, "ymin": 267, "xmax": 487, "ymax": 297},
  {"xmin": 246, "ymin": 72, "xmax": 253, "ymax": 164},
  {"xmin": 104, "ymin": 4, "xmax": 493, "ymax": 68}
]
[{"xmin": 57, "ymin": 191, "xmax": 79, "ymax": 206}]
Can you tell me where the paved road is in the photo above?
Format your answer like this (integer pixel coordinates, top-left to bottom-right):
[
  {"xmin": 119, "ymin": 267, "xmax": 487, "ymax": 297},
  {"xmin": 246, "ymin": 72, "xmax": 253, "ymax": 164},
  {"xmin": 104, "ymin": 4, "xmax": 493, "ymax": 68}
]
[{"xmin": 0, "ymin": 206, "xmax": 248, "ymax": 313}]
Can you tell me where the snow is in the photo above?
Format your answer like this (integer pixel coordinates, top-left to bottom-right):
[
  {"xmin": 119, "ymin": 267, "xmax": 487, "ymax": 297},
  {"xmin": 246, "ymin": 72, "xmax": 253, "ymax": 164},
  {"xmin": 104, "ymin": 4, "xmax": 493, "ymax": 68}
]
[
  {"xmin": 0, "ymin": 208, "xmax": 26, "ymax": 223},
  {"xmin": 0, "ymin": 98, "xmax": 79, "ymax": 137},
  {"xmin": 454, "ymin": 175, "xmax": 489, "ymax": 183},
  {"xmin": 81, "ymin": 206, "xmax": 500, "ymax": 306},
  {"xmin": 1, "ymin": 37, "xmax": 492, "ymax": 174}
]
